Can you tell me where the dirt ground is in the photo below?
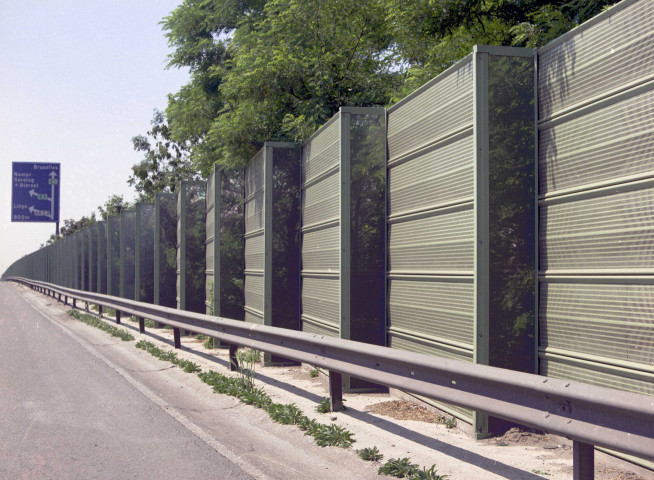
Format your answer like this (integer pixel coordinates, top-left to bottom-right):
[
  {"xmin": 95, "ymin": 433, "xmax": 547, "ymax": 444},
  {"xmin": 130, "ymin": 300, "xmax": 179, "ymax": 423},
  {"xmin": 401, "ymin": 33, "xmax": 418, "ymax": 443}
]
[{"xmin": 152, "ymin": 329, "xmax": 652, "ymax": 480}]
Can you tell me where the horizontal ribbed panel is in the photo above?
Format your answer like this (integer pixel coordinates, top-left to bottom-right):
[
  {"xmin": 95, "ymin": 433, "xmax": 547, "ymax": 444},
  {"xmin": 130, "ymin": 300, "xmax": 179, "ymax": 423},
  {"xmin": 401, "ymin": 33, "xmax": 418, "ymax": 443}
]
[
  {"xmin": 388, "ymin": 133, "xmax": 474, "ymax": 217},
  {"xmin": 388, "ymin": 207, "xmax": 474, "ymax": 273},
  {"xmin": 388, "ymin": 334, "xmax": 473, "ymax": 363},
  {"xmin": 302, "ymin": 118, "xmax": 340, "ymax": 183},
  {"xmin": 244, "ymin": 233, "xmax": 264, "ymax": 271},
  {"xmin": 387, "ymin": 58, "xmax": 473, "ymax": 162},
  {"xmin": 540, "ymin": 87, "xmax": 654, "ymax": 195},
  {"xmin": 302, "ymin": 226, "xmax": 339, "ymax": 272},
  {"xmin": 245, "ymin": 310, "xmax": 264, "ymax": 325},
  {"xmin": 302, "ymin": 170, "xmax": 339, "ymax": 227},
  {"xmin": 388, "ymin": 335, "xmax": 473, "ymax": 420},
  {"xmin": 206, "ymin": 210, "xmax": 215, "ymax": 242},
  {"xmin": 540, "ymin": 187, "xmax": 654, "ymax": 270},
  {"xmin": 538, "ymin": 0, "xmax": 654, "ymax": 119},
  {"xmin": 388, "ymin": 278, "xmax": 474, "ymax": 347},
  {"xmin": 302, "ymin": 318, "xmax": 339, "ymax": 338},
  {"xmin": 244, "ymin": 190, "xmax": 264, "ymax": 234},
  {"xmin": 301, "ymin": 276, "xmax": 339, "ymax": 327},
  {"xmin": 244, "ymin": 274, "xmax": 263, "ymax": 312},
  {"xmin": 205, "ymin": 242, "xmax": 214, "ymax": 271},
  {"xmin": 539, "ymin": 281, "xmax": 654, "ymax": 365},
  {"xmin": 245, "ymin": 150, "xmax": 264, "ymax": 198},
  {"xmin": 540, "ymin": 357, "xmax": 654, "ymax": 396}
]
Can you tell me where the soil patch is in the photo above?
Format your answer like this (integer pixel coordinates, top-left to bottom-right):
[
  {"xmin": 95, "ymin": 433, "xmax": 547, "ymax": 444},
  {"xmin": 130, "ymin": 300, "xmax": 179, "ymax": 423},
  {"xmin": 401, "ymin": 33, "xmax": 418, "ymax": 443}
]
[{"xmin": 365, "ymin": 400, "xmax": 445, "ymax": 423}]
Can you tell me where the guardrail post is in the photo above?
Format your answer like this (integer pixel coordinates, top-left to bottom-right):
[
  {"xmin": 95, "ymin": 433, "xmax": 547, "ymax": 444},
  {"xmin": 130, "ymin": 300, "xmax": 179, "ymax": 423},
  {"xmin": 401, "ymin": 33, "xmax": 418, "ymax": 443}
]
[
  {"xmin": 72, "ymin": 298, "xmax": 76, "ymax": 309},
  {"xmin": 329, "ymin": 371, "xmax": 344, "ymax": 412},
  {"xmin": 173, "ymin": 328, "xmax": 181, "ymax": 348},
  {"xmin": 229, "ymin": 344, "xmax": 238, "ymax": 372},
  {"xmin": 138, "ymin": 317, "xmax": 145, "ymax": 333},
  {"xmin": 116, "ymin": 310, "xmax": 121, "ymax": 324},
  {"xmin": 85, "ymin": 301, "xmax": 89, "ymax": 312},
  {"xmin": 98, "ymin": 305, "xmax": 103, "ymax": 316},
  {"xmin": 64, "ymin": 295, "xmax": 68, "ymax": 305},
  {"xmin": 573, "ymin": 441, "xmax": 594, "ymax": 480}
]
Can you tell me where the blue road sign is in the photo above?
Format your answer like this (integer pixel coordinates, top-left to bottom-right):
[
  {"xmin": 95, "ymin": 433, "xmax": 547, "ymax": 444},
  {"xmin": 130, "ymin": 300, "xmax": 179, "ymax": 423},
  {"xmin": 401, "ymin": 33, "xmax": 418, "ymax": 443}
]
[{"xmin": 11, "ymin": 162, "xmax": 61, "ymax": 223}]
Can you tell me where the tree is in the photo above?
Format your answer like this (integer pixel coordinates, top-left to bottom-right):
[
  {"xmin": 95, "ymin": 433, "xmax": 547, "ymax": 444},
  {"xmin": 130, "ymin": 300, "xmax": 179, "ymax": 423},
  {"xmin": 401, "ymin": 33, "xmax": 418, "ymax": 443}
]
[
  {"xmin": 97, "ymin": 194, "xmax": 131, "ymax": 220},
  {"xmin": 158, "ymin": 0, "xmax": 618, "ymax": 175},
  {"xmin": 129, "ymin": 110, "xmax": 200, "ymax": 201},
  {"xmin": 59, "ymin": 214, "xmax": 97, "ymax": 238}
]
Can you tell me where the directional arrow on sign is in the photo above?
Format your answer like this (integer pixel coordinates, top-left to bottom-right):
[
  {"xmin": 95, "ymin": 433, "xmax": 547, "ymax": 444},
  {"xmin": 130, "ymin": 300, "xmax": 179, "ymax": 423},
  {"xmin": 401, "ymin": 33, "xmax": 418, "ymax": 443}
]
[
  {"xmin": 29, "ymin": 189, "xmax": 38, "ymax": 197},
  {"xmin": 28, "ymin": 206, "xmax": 53, "ymax": 219}
]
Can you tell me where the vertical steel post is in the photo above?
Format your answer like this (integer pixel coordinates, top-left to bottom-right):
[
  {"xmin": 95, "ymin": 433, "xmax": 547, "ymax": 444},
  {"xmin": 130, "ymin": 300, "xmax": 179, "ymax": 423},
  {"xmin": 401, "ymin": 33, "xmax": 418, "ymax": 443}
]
[
  {"xmin": 173, "ymin": 328, "xmax": 181, "ymax": 348},
  {"xmin": 472, "ymin": 47, "xmax": 490, "ymax": 439},
  {"xmin": 116, "ymin": 310, "xmax": 121, "ymax": 324},
  {"xmin": 329, "ymin": 371, "xmax": 344, "ymax": 412},
  {"xmin": 138, "ymin": 317, "xmax": 145, "ymax": 333},
  {"xmin": 573, "ymin": 441, "xmax": 594, "ymax": 480}
]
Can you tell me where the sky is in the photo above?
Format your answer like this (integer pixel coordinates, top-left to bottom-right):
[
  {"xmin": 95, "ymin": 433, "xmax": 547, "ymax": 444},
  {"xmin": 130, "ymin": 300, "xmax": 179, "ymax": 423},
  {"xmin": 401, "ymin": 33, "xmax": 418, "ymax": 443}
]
[{"xmin": 0, "ymin": 0, "xmax": 190, "ymax": 274}]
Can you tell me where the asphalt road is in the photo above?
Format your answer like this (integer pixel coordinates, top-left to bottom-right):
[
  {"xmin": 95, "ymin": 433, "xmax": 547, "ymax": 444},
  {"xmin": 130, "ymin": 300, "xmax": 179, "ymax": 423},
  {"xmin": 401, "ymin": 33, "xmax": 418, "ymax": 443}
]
[
  {"xmin": 0, "ymin": 282, "xmax": 382, "ymax": 480},
  {"xmin": 0, "ymin": 282, "xmax": 254, "ymax": 480}
]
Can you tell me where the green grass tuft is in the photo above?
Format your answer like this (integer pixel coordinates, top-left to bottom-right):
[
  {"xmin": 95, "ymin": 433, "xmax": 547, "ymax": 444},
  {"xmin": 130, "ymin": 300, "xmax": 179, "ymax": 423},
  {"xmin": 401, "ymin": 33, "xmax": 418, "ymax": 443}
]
[
  {"xmin": 316, "ymin": 397, "xmax": 331, "ymax": 413},
  {"xmin": 67, "ymin": 310, "xmax": 134, "ymax": 341},
  {"xmin": 135, "ymin": 340, "xmax": 201, "ymax": 373},
  {"xmin": 357, "ymin": 446, "xmax": 383, "ymax": 462},
  {"xmin": 378, "ymin": 457, "xmax": 419, "ymax": 478}
]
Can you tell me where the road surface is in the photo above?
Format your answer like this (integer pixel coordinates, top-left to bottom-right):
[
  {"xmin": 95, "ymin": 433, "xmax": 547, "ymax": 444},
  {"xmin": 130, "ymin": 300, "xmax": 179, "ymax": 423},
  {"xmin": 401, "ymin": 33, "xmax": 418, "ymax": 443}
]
[{"xmin": 0, "ymin": 282, "xmax": 380, "ymax": 479}]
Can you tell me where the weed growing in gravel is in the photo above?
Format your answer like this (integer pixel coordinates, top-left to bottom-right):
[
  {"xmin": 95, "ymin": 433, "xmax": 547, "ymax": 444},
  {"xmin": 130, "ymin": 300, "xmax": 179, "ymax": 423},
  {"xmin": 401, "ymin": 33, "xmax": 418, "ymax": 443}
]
[
  {"xmin": 267, "ymin": 403, "xmax": 306, "ymax": 425},
  {"xmin": 313, "ymin": 424, "xmax": 355, "ymax": 448},
  {"xmin": 316, "ymin": 397, "xmax": 331, "ymax": 413},
  {"xmin": 203, "ymin": 337, "xmax": 214, "ymax": 349},
  {"xmin": 410, "ymin": 465, "xmax": 448, "ymax": 480},
  {"xmin": 135, "ymin": 340, "xmax": 201, "ymax": 373},
  {"xmin": 197, "ymin": 369, "xmax": 356, "ymax": 449},
  {"xmin": 439, "ymin": 416, "xmax": 457, "ymax": 429},
  {"xmin": 309, "ymin": 368, "xmax": 320, "ymax": 378},
  {"xmin": 357, "ymin": 446, "xmax": 383, "ymax": 462},
  {"xmin": 67, "ymin": 310, "xmax": 134, "ymax": 341},
  {"xmin": 235, "ymin": 349, "xmax": 261, "ymax": 389},
  {"xmin": 378, "ymin": 457, "xmax": 419, "ymax": 478}
]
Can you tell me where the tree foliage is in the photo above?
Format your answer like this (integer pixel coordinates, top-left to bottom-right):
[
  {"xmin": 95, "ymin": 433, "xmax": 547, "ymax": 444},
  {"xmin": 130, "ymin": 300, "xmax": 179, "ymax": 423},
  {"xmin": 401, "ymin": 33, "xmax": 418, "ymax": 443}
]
[
  {"xmin": 129, "ymin": 110, "xmax": 199, "ymax": 201},
  {"xmin": 152, "ymin": 0, "xmax": 617, "ymax": 175}
]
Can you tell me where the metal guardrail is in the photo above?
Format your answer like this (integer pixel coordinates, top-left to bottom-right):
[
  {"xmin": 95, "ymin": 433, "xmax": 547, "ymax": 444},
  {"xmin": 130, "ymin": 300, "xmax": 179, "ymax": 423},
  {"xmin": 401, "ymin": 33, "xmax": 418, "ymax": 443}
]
[{"xmin": 10, "ymin": 277, "xmax": 654, "ymax": 480}]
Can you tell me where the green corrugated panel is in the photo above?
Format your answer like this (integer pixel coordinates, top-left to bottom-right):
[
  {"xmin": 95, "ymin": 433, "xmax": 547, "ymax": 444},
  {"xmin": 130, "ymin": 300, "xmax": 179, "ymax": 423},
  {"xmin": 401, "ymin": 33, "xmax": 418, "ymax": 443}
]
[
  {"xmin": 387, "ymin": 47, "xmax": 537, "ymax": 437},
  {"xmin": 244, "ymin": 149, "xmax": 266, "ymax": 325},
  {"xmin": 538, "ymin": 1, "xmax": 654, "ymax": 467},
  {"xmin": 538, "ymin": 0, "xmax": 654, "ymax": 121},
  {"xmin": 301, "ymin": 108, "xmax": 387, "ymax": 391}
]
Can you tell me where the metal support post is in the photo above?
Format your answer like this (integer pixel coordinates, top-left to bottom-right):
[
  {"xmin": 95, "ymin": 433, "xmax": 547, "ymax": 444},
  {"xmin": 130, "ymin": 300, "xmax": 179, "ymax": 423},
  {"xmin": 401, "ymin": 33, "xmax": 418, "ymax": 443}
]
[
  {"xmin": 116, "ymin": 310, "xmax": 121, "ymax": 324},
  {"xmin": 329, "ymin": 371, "xmax": 344, "ymax": 412},
  {"xmin": 573, "ymin": 441, "xmax": 594, "ymax": 480},
  {"xmin": 173, "ymin": 328, "xmax": 181, "ymax": 349},
  {"xmin": 98, "ymin": 305, "xmax": 103, "ymax": 316},
  {"xmin": 229, "ymin": 344, "xmax": 239, "ymax": 372},
  {"xmin": 64, "ymin": 296, "xmax": 68, "ymax": 305},
  {"xmin": 72, "ymin": 298, "xmax": 76, "ymax": 309},
  {"xmin": 138, "ymin": 317, "xmax": 145, "ymax": 334}
]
